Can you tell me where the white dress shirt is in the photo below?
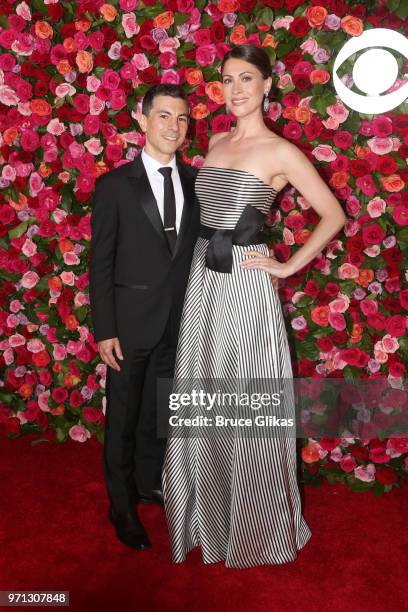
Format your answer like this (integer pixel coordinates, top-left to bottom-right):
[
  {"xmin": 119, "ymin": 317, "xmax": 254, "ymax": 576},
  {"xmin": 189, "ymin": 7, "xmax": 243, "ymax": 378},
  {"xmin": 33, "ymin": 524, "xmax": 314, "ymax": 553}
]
[{"xmin": 141, "ymin": 149, "xmax": 184, "ymax": 233}]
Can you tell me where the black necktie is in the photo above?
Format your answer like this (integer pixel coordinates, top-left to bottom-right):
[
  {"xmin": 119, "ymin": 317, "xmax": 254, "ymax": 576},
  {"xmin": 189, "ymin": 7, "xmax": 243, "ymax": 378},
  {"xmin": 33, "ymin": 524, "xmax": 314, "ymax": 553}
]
[{"xmin": 158, "ymin": 166, "xmax": 177, "ymax": 255}]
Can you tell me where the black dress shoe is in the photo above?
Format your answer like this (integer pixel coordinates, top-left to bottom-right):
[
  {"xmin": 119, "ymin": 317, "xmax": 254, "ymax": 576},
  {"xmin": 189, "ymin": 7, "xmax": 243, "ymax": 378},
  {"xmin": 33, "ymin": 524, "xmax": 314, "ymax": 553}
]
[
  {"xmin": 138, "ymin": 488, "xmax": 164, "ymax": 506},
  {"xmin": 108, "ymin": 505, "xmax": 151, "ymax": 550}
]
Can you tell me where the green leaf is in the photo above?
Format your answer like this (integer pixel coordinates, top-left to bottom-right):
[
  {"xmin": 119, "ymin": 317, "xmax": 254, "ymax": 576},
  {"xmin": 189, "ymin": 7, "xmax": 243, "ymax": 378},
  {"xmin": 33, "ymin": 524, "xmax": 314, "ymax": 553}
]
[
  {"xmin": 396, "ymin": 1, "xmax": 408, "ymax": 18},
  {"xmin": 257, "ymin": 7, "xmax": 274, "ymax": 26},
  {"xmin": 8, "ymin": 222, "xmax": 28, "ymax": 240},
  {"xmin": 31, "ymin": 0, "xmax": 47, "ymax": 15}
]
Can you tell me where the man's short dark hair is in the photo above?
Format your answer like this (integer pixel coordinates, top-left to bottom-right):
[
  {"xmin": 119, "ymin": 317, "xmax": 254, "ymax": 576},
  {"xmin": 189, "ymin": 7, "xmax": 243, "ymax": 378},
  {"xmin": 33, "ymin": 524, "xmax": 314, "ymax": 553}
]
[{"xmin": 142, "ymin": 84, "xmax": 189, "ymax": 116}]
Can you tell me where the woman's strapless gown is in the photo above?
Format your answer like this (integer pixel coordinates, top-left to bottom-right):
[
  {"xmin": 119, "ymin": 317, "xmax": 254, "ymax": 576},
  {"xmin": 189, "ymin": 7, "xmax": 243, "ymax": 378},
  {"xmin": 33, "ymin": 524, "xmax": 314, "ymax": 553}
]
[{"xmin": 162, "ymin": 166, "xmax": 312, "ymax": 568}]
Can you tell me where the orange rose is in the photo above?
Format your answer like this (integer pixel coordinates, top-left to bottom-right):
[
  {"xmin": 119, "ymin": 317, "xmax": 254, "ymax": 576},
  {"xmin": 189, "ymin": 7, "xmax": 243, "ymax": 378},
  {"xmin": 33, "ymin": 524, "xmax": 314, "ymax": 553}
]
[
  {"xmin": 59, "ymin": 239, "xmax": 74, "ymax": 254},
  {"xmin": 100, "ymin": 4, "xmax": 117, "ymax": 21},
  {"xmin": 65, "ymin": 314, "xmax": 79, "ymax": 332},
  {"xmin": 39, "ymin": 163, "xmax": 51, "ymax": 178},
  {"xmin": 191, "ymin": 103, "xmax": 210, "ymax": 119},
  {"xmin": 64, "ymin": 374, "xmax": 81, "ymax": 388},
  {"xmin": 30, "ymin": 99, "xmax": 51, "ymax": 116},
  {"xmin": 75, "ymin": 19, "xmax": 92, "ymax": 32},
  {"xmin": 50, "ymin": 406, "xmax": 65, "ymax": 416},
  {"xmin": 262, "ymin": 34, "xmax": 277, "ymax": 48},
  {"xmin": 76, "ymin": 50, "xmax": 93, "ymax": 73},
  {"xmin": 329, "ymin": 171, "xmax": 350, "ymax": 189},
  {"xmin": 153, "ymin": 11, "xmax": 174, "ymax": 29},
  {"xmin": 282, "ymin": 107, "xmax": 297, "ymax": 120},
  {"xmin": 205, "ymin": 81, "xmax": 224, "ymax": 104},
  {"xmin": 95, "ymin": 161, "xmax": 108, "ymax": 179},
  {"xmin": 310, "ymin": 69, "xmax": 330, "ymax": 85},
  {"xmin": 306, "ymin": 6, "xmax": 327, "ymax": 27},
  {"xmin": 48, "ymin": 277, "xmax": 63, "ymax": 292},
  {"xmin": 294, "ymin": 228, "xmax": 311, "ymax": 244},
  {"xmin": 341, "ymin": 15, "xmax": 363, "ymax": 36},
  {"xmin": 230, "ymin": 24, "xmax": 246, "ymax": 45},
  {"xmin": 301, "ymin": 442, "xmax": 320, "ymax": 463},
  {"xmin": 3, "ymin": 127, "xmax": 18, "ymax": 145},
  {"xmin": 218, "ymin": 0, "xmax": 240, "ymax": 11},
  {"xmin": 381, "ymin": 174, "xmax": 404, "ymax": 192},
  {"xmin": 311, "ymin": 305, "xmax": 330, "ymax": 327},
  {"xmin": 35, "ymin": 20, "xmax": 53, "ymax": 39},
  {"xmin": 63, "ymin": 37, "xmax": 77, "ymax": 53},
  {"xmin": 354, "ymin": 144, "xmax": 369, "ymax": 159},
  {"xmin": 52, "ymin": 362, "xmax": 62, "ymax": 374},
  {"xmin": 7, "ymin": 192, "xmax": 28, "ymax": 211},
  {"xmin": 295, "ymin": 107, "xmax": 311, "ymax": 124},
  {"xmin": 57, "ymin": 60, "xmax": 71, "ymax": 76},
  {"xmin": 349, "ymin": 323, "xmax": 363, "ymax": 344},
  {"xmin": 18, "ymin": 383, "xmax": 33, "ymax": 400},
  {"xmin": 357, "ymin": 269, "xmax": 374, "ymax": 288},
  {"xmin": 185, "ymin": 67, "xmax": 204, "ymax": 86}
]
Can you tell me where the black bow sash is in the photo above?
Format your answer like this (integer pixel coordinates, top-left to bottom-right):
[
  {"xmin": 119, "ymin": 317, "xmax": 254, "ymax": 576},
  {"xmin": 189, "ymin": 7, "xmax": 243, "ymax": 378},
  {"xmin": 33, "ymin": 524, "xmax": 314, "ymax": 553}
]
[{"xmin": 199, "ymin": 205, "xmax": 266, "ymax": 274}]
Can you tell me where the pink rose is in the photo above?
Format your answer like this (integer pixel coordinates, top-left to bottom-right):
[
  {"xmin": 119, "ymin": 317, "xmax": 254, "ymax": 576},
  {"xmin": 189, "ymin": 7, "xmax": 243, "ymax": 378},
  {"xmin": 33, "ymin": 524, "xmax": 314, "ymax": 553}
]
[
  {"xmin": 360, "ymin": 298, "xmax": 378, "ymax": 316},
  {"xmin": 367, "ymin": 197, "xmax": 386, "ymax": 218},
  {"xmin": 329, "ymin": 295, "xmax": 350, "ymax": 313},
  {"xmin": 69, "ymin": 424, "xmax": 91, "ymax": 443},
  {"xmin": 367, "ymin": 137, "xmax": 393, "ymax": 155},
  {"xmin": 122, "ymin": 13, "xmax": 140, "ymax": 39},
  {"xmin": 102, "ymin": 69, "xmax": 121, "ymax": 91},
  {"xmin": 21, "ymin": 271, "xmax": 39, "ymax": 289},
  {"xmin": 392, "ymin": 205, "xmax": 408, "ymax": 226},
  {"xmin": 382, "ymin": 334, "xmax": 399, "ymax": 353},
  {"xmin": 338, "ymin": 263, "xmax": 359, "ymax": 279},
  {"xmin": 354, "ymin": 464, "xmax": 375, "ymax": 482},
  {"xmin": 340, "ymin": 454, "xmax": 357, "ymax": 473},
  {"xmin": 328, "ymin": 312, "xmax": 346, "ymax": 331},
  {"xmin": 161, "ymin": 70, "xmax": 180, "ymax": 84},
  {"xmin": 110, "ymin": 89, "xmax": 126, "ymax": 110},
  {"xmin": 312, "ymin": 144, "xmax": 336, "ymax": 162},
  {"xmin": 196, "ymin": 44, "xmax": 217, "ymax": 67}
]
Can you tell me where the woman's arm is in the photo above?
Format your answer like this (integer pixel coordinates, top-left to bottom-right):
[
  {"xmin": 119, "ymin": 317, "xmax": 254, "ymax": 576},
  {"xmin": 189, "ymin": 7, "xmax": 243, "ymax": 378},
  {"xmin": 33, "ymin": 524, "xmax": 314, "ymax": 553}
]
[{"xmin": 241, "ymin": 140, "xmax": 346, "ymax": 278}]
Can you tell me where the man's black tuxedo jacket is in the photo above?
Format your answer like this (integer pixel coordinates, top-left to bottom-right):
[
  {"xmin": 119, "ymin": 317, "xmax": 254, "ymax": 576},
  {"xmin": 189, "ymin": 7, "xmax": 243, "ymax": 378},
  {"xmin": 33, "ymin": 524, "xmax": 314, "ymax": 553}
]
[{"xmin": 89, "ymin": 154, "xmax": 200, "ymax": 349}]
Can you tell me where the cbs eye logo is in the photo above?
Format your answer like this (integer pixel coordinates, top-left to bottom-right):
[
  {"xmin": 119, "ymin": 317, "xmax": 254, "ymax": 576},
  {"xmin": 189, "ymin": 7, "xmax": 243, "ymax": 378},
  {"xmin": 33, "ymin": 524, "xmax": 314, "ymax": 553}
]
[{"xmin": 333, "ymin": 28, "xmax": 408, "ymax": 114}]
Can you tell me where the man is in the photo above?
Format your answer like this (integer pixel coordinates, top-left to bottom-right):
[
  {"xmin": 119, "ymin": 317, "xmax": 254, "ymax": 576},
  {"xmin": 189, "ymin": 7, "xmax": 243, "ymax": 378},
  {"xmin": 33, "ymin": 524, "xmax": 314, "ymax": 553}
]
[{"xmin": 89, "ymin": 84, "xmax": 199, "ymax": 551}]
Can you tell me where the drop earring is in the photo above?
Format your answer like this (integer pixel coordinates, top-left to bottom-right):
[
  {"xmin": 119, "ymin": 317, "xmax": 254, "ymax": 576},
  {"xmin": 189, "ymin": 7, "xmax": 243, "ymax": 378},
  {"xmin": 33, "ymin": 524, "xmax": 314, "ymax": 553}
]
[{"xmin": 263, "ymin": 92, "xmax": 270, "ymax": 113}]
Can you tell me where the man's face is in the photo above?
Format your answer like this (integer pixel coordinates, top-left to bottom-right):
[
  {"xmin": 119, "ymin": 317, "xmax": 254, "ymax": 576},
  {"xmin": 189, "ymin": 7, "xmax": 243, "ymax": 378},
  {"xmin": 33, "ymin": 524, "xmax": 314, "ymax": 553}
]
[{"xmin": 139, "ymin": 95, "xmax": 189, "ymax": 159}]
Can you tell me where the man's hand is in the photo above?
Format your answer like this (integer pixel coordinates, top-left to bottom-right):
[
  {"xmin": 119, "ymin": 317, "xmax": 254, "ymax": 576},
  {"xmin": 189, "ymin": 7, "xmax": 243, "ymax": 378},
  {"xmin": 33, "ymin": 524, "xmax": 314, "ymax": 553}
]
[{"xmin": 98, "ymin": 337, "xmax": 124, "ymax": 371}]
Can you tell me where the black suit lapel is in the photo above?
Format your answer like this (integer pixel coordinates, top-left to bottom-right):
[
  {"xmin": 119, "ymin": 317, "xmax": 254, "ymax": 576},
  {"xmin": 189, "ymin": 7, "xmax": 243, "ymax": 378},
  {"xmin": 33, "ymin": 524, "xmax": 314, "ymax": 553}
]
[
  {"xmin": 127, "ymin": 155, "xmax": 168, "ymax": 251},
  {"xmin": 174, "ymin": 162, "xmax": 195, "ymax": 258}
]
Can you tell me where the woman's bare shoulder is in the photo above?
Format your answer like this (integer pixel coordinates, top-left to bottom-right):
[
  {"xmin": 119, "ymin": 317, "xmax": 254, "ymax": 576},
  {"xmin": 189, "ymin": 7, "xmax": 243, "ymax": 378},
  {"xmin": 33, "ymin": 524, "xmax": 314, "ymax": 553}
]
[{"xmin": 208, "ymin": 131, "xmax": 230, "ymax": 150}]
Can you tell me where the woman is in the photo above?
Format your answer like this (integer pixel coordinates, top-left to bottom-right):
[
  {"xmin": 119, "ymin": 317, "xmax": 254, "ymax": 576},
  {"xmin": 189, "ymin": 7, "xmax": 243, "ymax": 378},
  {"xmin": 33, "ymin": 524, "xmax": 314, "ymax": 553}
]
[{"xmin": 162, "ymin": 44, "xmax": 346, "ymax": 568}]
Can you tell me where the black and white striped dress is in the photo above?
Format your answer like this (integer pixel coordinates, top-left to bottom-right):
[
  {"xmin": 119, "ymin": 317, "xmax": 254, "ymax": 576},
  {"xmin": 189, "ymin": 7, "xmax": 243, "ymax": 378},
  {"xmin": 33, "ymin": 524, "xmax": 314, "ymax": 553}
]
[{"xmin": 162, "ymin": 166, "xmax": 312, "ymax": 568}]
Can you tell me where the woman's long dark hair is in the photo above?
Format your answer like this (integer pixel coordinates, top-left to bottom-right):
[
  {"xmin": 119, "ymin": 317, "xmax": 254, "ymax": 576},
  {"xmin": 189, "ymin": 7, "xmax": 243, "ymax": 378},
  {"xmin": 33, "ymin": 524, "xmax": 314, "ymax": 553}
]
[{"xmin": 221, "ymin": 44, "xmax": 273, "ymax": 81}]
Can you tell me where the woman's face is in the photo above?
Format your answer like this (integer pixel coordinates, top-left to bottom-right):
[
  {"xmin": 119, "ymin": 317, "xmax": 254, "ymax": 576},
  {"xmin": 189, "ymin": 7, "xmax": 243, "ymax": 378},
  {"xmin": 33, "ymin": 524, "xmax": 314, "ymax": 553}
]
[{"xmin": 221, "ymin": 58, "xmax": 271, "ymax": 117}]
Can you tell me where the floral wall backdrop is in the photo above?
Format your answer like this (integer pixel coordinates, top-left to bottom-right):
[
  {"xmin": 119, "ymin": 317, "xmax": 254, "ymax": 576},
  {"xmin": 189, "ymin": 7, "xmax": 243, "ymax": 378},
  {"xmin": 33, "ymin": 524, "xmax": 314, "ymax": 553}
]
[{"xmin": 0, "ymin": 0, "xmax": 407, "ymax": 494}]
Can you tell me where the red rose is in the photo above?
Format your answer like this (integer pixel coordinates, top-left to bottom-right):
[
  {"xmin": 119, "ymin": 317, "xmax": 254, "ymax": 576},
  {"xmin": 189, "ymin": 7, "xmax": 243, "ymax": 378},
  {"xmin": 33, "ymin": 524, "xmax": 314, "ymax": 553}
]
[
  {"xmin": 362, "ymin": 223, "xmax": 386, "ymax": 246},
  {"xmin": 323, "ymin": 282, "xmax": 340, "ymax": 297},
  {"xmin": 376, "ymin": 155, "xmax": 398, "ymax": 175},
  {"xmin": 385, "ymin": 315, "xmax": 407, "ymax": 337},
  {"xmin": 333, "ymin": 130, "xmax": 353, "ymax": 150},
  {"xmin": 286, "ymin": 0, "xmax": 306, "ymax": 11},
  {"xmin": 319, "ymin": 437, "xmax": 341, "ymax": 451},
  {"xmin": 339, "ymin": 348, "xmax": 369, "ymax": 367},
  {"xmin": 211, "ymin": 114, "xmax": 232, "ymax": 133},
  {"xmin": 303, "ymin": 279, "xmax": 319, "ymax": 298},
  {"xmin": 139, "ymin": 66, "xmax": 159, "ymax": 84},
  {"xmin": 349, "ymin": 159, "xmax": 370, "ymax": 177},
  {"xmin": 317, "ymin": 337, "xmax": 333, "ymax": 352},
  {"xmin": 292, "ymin": 73, "xmax": 310, "ymax": 91},
  {"xmin": 389, "ymin": 362, "xmax": 406, "ymax": 377},
  {"xmin": 331, "ymin": 330, "xmax": 348, "ymax": 344},
  {"xmin": 210, "ymin": 21, "xmax": 225, "ymax": 42},
  {"xmin": 399, "ymin": 289, "xmax": 408, "ymax": 309},
  {"xmin": 5, "ymin": 417, "xmax": 21, "ymax": 434},
  {"xmin": 382, "ymin": 297, "xmax": 401, "ymax": 313},
  {"xmin": 239, "ymin": 0, "xmax": 257, "ymax": 11},
  {"xmin": 375, "ymin": 467, "xmax": 398, "ymax": 485},
  {"xmin": 297, "ymin": 359, "xmax": 315, "ymax": 377},
  {"xmin": 283, "ymin": 50, "xmax": 303, "ymax": 70},
  {"xmin": 350, "ymin": 444, "xmax": 369, "ymax": 461}
]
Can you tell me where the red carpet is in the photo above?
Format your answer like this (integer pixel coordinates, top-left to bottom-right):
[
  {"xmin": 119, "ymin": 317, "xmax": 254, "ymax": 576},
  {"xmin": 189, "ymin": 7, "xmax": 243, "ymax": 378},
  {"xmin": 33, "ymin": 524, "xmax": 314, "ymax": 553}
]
[{"xmin": 0, "ymin": 434, "xmax": 406, "ymax": 612}]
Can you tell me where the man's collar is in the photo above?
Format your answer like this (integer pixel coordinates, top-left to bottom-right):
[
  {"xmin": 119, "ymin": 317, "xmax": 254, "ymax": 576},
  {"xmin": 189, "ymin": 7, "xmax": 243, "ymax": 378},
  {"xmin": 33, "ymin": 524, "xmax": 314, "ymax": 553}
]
[{"xmin": 141, "ymin": 148, "xmax": 177, "ymax": 173}]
